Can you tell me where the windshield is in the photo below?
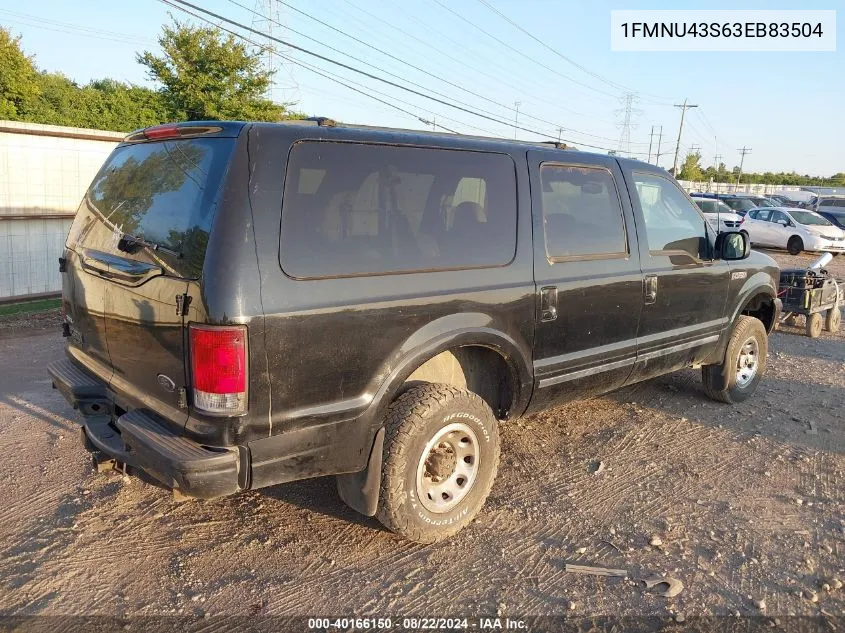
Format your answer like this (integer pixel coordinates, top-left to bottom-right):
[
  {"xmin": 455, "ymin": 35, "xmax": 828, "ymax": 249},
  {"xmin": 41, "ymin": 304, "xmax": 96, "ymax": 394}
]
[
  {"xmin": 789, "ymin": 210, "xmax": 833, "ymax": 226},
  {"xmin": 754, "ymin": 197, "xmax": 776, "ymax": 207},
  {"xmin": 67, "ymin": 138, "xmax": 235, "ymax": 278}
]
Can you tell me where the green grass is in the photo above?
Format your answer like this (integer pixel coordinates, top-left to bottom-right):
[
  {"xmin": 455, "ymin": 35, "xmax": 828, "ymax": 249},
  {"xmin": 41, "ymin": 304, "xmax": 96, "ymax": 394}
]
[{"xmin": 0, "ymin": 298, "xmax": 61, "ymax": 317}]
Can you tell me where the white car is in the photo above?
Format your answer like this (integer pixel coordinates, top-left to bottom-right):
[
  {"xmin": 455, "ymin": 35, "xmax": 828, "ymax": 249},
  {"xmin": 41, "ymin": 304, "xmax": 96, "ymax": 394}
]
[
  {"xmin": 743, "ymin": 207, "xmax": 845, "ymax": 255},
  {"xmin": 690, "ymin": 197, "xmax": 747, "ymax": 236}
]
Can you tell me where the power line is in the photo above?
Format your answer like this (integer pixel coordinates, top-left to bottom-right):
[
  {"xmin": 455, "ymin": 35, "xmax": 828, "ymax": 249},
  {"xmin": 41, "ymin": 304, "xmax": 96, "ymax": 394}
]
[
  {"xmin": 164, "ymin": 0, "xmax": 650, "ymax": 153},
  {"xmin": 0, "ymin": 10, "xmax": 155, "ymax": 45},
  {"xmin": 335, "ymin": 0, "xmax": 621, "ymax": 129},
  {"xmin": 427, "ymin": 0, "xmax": 621, "ymax": 100},
  {"xmin": 226, "ymin": 0, "xmax": 645, "ymax": 147},
  {"xmin": 473, "ymin": 0, "xmax": 675, "ymax": 106}
]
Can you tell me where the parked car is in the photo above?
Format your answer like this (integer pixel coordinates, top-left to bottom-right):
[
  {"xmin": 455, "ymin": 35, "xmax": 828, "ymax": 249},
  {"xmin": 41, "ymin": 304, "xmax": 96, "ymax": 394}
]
[
  {"xmin": 817, "ymin": 209, "xmax": 845, "ymax": 230},
  {"xmin": 719, "ymin": 196, "xmax": 760, "ymax": 216},
  {"xmin": 744, "ymin": 207, "xmax": 845, "ymax": 255},
  {"xmin": 814, "ymin": 195, "xmax": 845, "ymax": 214},
  {"xmin": 766, "ymin": 194, "xmax": 801, "ymax": 208},
  {"xmin": 49, "ymin": 120, "xmax": 781, "ymax": 543},
  {"xmin": 690, "ymin": 196, "xmax": 747, "ymax": 237}
]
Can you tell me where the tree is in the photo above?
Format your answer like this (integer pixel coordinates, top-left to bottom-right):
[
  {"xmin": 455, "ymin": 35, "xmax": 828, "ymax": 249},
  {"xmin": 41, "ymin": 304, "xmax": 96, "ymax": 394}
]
[
  {"xmin": 0, "ymin": 27, "xmax": 40, "ymax": 119},
  {"xmin": 678, "ymin": 151, "xmax": 703, "ymax": 182},
  {"xmin": 138, "ymin": 19, "xmax": 285, "ymax": 122}
]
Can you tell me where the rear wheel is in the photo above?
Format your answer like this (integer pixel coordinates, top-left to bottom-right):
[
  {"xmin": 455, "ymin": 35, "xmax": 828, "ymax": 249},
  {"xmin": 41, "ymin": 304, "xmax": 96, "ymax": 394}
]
[
  {"xmin": 702, "ymin": 316, "xmax": 768, "ymax": 404},
  {"xmin": 824, "ymin": 307, "xmax": 841, "ymax": 333},
  {"xmin": 376, "ymin": 383, "xmax": 500, "ymax": 543},
  {"xmin": 806, "ymin": 312, "xmax": 823, "ymax": 338},
  {"xmin": 787, "ymin": 236, "xmax": 803, "ymax": 256}
]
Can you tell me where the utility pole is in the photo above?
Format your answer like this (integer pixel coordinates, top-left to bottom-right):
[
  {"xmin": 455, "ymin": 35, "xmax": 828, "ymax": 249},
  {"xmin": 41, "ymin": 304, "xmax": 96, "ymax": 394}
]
[
  {"xmin": 647, "ymin": 125, "xmax": 655, "ymax": 163},
  {"xmin": 513, "ymin": 101, "xmax": 521, "ymax": 139},
  {"xmin": 556, "ymin": 126, "xmax": 564, "ymax": 142},
  {"xmin": 672, "ymin": 99, "xmax": 698, "ymax": 175},
  {"xmin": 735, "ymin": 147, "xmax": 752, "ymax": 192},
  {"xmin": 653, "ymin": 126, "xmax": 664, "ymax": 166}
]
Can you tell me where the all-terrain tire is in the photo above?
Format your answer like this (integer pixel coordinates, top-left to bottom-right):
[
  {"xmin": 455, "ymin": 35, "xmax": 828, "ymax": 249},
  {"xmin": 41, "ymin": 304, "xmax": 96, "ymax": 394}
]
[
  {"xmin": 376, "ymin": 383, "xmax": 500, "ymax": 543},
  {"xmin": 806, "ymin": 312, "xmax": 823, "ymax": 338},
  {"xmin": 702, "ymin": 315, "xmax": 768, "ymax": 404},
  {"xmin": 787, "ymin": 236, "xmax": 803, "ymax": 256},
  {"xmin": 825, "ymin": 307, "xmax": 841, "ymax": 333}
]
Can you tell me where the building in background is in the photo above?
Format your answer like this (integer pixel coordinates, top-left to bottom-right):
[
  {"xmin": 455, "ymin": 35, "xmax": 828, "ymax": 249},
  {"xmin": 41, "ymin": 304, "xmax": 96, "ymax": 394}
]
[{"xmin": 0, "ymin": 121, "xmax": 122, "ymax": 301}]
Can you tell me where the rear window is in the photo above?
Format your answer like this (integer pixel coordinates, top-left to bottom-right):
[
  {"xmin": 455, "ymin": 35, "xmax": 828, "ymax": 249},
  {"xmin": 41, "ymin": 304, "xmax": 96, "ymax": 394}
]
[
  {"xmin": 279, "ymin": 142, "xmax": 517, "ymax": 278},
  {"xmin": 67, "ymin": 138, "xmax": 235, "ymax": 278}
]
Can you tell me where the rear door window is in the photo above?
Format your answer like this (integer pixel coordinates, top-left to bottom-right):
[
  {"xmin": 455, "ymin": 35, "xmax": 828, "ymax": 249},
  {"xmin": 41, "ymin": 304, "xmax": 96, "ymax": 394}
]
[
  {"xmin": 280, "ymin": 142, "xmax": 517, "ymax": 278},
  {"xmin": 67, "ymin": 138, "xmax": 235, "ymax": 278},
  {"xmin": 539, "ymin": 164, "xmax": 627, "ymax": 260}
]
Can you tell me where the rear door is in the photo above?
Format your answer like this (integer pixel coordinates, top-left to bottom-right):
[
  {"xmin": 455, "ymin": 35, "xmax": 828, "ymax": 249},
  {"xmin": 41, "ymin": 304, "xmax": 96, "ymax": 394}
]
[
  {"xmin": 768, "ymin": 210, "xmax": 792, "ymax": 248},
  {"xmin": 64, "ymin": 135, "xmax": 236, "ymax": 425},
  {"xmin": 624, "ymin": 170, "xmax": 731, "ymax": 381},
  {"xmin": 526, "ymin": 151, "xmax": 643, "ymax": 411},
  {"xmin": 745, "ymin": 208, "xmax": 772, "ymax": 245}
]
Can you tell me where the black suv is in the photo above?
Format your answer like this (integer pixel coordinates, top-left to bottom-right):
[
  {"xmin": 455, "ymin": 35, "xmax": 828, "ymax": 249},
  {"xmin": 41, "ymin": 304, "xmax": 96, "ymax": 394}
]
[{"xmin": 49, "ymin": 120, "xmax": 781, "ymax": 543}]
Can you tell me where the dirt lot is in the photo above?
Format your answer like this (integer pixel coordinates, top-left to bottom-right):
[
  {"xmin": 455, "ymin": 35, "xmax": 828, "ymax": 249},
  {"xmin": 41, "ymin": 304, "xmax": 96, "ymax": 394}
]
[{"xmin": 0, "ymin": 250, "xmax": 842, "ymax": 626}]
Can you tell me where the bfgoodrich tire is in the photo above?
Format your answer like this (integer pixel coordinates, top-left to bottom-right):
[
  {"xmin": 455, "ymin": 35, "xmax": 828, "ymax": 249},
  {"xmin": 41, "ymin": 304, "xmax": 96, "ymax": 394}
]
[
  {"xmin": 702, "ymin": 315, "xmax": 768, "ymax": 404},
  {"xmin": 376, "ymin": 383, "xmax": 500, "ymax": 543}
]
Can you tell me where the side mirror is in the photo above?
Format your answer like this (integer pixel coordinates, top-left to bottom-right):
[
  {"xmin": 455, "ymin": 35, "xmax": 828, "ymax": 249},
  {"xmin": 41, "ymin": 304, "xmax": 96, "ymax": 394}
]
[
  {"xmin": 717, "ymin": 231, "xmax": 750, "ymax": 261},
  {"xmin": 777, "ymin": 219, "xmax": 788, "ymax": 226}
]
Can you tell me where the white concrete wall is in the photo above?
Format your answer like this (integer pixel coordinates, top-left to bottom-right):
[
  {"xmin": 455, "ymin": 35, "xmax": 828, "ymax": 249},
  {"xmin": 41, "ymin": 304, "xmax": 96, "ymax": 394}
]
[
  {"xmin": 0, "ymin": 120, "xmax": 123, "ymax": 299},
  {"xmin": 0, "ymin": 217, "xmax": 73, "ymax": 298}
]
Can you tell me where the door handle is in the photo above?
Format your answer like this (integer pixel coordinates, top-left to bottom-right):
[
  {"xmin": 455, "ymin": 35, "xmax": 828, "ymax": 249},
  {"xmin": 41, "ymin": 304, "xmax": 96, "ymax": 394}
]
[
  {"xmin": 644, "ymin": 275, "xmax": 658, "ymax": 305},
  {"xmin": 540, "ymin": 286, "xmax": 558, "ymax": 322}
]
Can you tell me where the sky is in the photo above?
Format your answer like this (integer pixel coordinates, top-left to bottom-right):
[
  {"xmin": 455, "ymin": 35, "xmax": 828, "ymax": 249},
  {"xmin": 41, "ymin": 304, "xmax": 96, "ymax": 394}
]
[{"xmin": 1, "ymin": 0, "xmax": 842, "ymax": 176}]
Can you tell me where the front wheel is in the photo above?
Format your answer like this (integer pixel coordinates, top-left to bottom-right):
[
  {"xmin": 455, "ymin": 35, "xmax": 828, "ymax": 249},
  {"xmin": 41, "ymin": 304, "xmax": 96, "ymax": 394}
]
[
  {"xmin": 787, "ymin": 236, "xmax": 803, "ymax": 256},
  {"xmin": 376, "ymin": 384, "xmax": 500, "ymax": 543},
  {"xmin": 702, "ymin": 315, "xmax": 768, "ymax": 404}
]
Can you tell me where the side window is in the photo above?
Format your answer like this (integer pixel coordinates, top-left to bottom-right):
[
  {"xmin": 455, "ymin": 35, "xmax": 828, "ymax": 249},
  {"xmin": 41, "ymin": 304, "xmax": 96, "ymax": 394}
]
[
  {"xmin": 632, "ymin": 173, "xmax": 707, "ymax": 259},
  {"xmin": 770, "ymin": 211, "xmax": 786, "ymax": 224},
  {"xmin": 280, "ymin": 142, "xmax": 517, "ymax": 278},
  {"xmin": 539, "ymin": 164, "xmax": 627, "ymax": 260},
  {"xmin": 756, "ymin": 209, "xmax": 771, "ymax": 222},
  {"xmin": 747, "ymin": 210, "xmax": 758, "ymax": 219}
]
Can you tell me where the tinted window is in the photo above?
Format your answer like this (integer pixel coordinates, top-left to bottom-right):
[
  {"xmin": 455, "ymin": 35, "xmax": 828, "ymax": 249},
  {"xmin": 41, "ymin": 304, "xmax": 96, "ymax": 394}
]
[
  {"xmin": 539, "ymin": 164, "xmax": 626, "ymax": 259},
  {"xmin": 633, "ymin": 173, "xmax": 707, "ymax": 259},
  {"xmin": 755, "ymin": 209, "xmax": 771, "ymax": 222},
  {"xmin": 280, "ymin": 142, "xmax": 517, "ymax": 278},
  {"xmin": 770, "ymin": 211, "xmax": 788, "ymax": 224},
  {"xmin": 68, "ymin": 138, "xmax": 234, "ymax": 278}
]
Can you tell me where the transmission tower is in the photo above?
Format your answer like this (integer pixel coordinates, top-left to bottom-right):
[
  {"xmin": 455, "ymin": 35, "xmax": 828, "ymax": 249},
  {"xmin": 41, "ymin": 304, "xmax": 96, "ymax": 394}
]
[
  {"xmin": 615, "ymin": 93, "xmax": 641, "ymax": 158},
  {"xmin": 251, "ymin": 0, "xmax": 297, "ymax": 104}
]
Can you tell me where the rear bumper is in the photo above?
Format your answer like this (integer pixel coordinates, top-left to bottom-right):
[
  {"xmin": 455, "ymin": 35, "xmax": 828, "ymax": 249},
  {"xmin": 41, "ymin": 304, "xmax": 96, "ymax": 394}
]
[{"xmin": 48, "ymin": 358, "xmax": 240, "ymax": 499}]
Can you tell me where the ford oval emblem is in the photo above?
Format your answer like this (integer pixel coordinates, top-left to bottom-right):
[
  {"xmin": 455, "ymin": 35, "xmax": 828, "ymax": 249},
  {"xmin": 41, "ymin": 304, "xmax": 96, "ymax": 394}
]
[{"xmin": 157, "ymin": 374, "xmax": 176, "ymax": 392}]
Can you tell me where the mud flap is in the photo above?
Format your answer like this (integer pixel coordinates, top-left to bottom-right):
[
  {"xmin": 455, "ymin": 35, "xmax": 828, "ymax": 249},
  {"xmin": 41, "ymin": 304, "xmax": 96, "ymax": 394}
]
[{"xmin": 336, "ymin": 427, "xmax": 384, "ymax": 517}]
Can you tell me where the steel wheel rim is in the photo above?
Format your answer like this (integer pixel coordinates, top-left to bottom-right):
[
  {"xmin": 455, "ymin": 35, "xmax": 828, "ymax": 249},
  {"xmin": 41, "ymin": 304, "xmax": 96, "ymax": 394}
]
[
  {"xmin": 416, "ymin": 422, "xmax": 480, "ymax": 514},
  {"xmin": 735, "ymin": 336, "xmax": 759, "ymax": 388}
]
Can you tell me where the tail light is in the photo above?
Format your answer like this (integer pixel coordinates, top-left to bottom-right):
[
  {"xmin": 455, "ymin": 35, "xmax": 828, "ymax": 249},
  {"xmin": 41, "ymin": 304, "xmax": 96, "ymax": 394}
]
[{"xmin": 189, "ymin": 324, "xmax": 247, "ymax": 415}]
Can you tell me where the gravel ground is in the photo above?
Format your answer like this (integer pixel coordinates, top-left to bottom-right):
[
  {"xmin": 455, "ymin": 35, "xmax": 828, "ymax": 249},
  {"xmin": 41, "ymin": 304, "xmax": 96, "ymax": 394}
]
[{"xmin": 0, "ymin": 249, "xmax": 842, "ymax": 627}]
